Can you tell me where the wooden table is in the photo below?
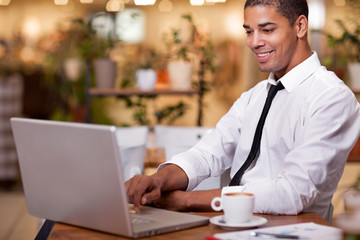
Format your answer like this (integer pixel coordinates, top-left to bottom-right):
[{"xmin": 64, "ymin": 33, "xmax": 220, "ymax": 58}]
[
  {"xmin": 46, "ymin": 212, "xmax": 330, "ymax": 240},
  {"xmin": 41, "ymin": 149, "xmax": 339, "ymax": 239}
]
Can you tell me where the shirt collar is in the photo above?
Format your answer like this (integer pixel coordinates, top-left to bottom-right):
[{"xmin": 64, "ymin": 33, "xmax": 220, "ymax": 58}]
[{"xmin": 267, "ymin": 52, "xmax": 322, "ymax": 92}]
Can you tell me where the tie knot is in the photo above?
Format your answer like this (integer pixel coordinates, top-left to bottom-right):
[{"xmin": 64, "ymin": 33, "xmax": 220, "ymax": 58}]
[
  {"xmin": 272, "ymin": 82, "xmax": 284, "ymax": 91},
  {"xmin": 275, "ymin": 82, "xmax": 284, "ymax": 90},
  {"xmin": 268, "ymin": 82, "xmax": 284, "ymax": 99}
]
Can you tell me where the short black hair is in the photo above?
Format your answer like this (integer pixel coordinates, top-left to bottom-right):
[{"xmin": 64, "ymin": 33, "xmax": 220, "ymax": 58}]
[{"xmin": 244, "ymin": 0, "xmax": 309, "ymax": 25}]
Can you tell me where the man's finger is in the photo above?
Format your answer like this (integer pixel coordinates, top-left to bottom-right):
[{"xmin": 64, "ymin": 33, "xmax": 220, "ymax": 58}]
[{"xmin": 140, "ymin": 188, "xmax": 161, "ymax": 206}]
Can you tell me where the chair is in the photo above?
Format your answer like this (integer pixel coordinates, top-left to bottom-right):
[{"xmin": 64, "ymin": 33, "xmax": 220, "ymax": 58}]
[
  {"xmin": 154, "ymin": 125, "xmax": 230, "ymax": 191},
  {"xmin": 116, "ymin": 126, "xmax": 149, "ymax": 181}
]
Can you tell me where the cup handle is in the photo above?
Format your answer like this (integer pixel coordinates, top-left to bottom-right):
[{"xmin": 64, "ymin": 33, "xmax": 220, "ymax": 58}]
[{"xmin": 211, "ymin": 197, "xmax": 223, "ymax": 211}]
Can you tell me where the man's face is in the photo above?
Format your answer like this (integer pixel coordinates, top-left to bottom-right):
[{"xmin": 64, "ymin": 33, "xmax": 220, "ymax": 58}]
[{"xmin": 243, "ymin": 5, "xmax": 299, "ymax": 79}]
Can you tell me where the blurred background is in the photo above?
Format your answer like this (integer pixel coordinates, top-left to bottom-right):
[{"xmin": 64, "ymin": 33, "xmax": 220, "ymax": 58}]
[
  {"xmin": 0, "ymin": 0, "xmax": 359, "ymax": 238},
  {"xmin": 0, "ymin": 0, "xmax": 358, "ymax": 127}
]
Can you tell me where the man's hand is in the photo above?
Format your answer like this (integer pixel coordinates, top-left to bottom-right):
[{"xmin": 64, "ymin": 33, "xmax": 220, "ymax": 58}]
[
  {"xmin": 126, "ymin": 175, "xmax": 162, "ymax": 213},
  {"xmin": 125, "ymin": 164, "xmax": 189, "ymax": 212},
  {"xmin": 126, "ymin": 164, "xmax": 222, "ymax": 212}
]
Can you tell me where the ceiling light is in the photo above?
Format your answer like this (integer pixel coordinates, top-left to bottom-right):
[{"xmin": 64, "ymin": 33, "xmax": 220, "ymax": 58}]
[
  {"xmin": 206, "ymin": 0, "xmax": 226, "ymax": 2},
  {"xmin": 80, "ymin": 0, "xmax": 94, "ymax": 3},
  {"xmin": 0, "ymin": 0, "xmax": 11, "ymax": 6},
  {"xmin": 54, "ymin": 0, "xmax": 68, "ymax": 5},
  {"xmin": 106, "ymin": 0, "xmax": 125, "ymax": 12},
  {"xmin": 190, "ymin": 0, "xmax": 204, "ymax": 6},
  {"xmin": 134, "ymin": 0, "xmax": 156, "ymax": 5}
]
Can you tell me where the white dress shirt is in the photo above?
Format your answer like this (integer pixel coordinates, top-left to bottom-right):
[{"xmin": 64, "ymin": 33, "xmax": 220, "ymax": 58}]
[{"xmin": 163, "ymin": 52, "xmax": 360, "ymax": 220}]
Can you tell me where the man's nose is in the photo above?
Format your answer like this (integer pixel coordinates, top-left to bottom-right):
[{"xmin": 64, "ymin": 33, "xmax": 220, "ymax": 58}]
[{"xmin": 248, "ymin": 32, "xmax": 265, "ymax": 49}]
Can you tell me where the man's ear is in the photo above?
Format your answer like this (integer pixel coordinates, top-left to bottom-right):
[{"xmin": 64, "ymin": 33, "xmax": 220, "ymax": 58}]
[{"xmin": 295, "ymin": 15, "xmax": 308, "ymax": 39}]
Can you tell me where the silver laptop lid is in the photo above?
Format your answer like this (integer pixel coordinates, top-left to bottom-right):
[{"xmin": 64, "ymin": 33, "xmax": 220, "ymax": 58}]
[
  {"xmin": 11, "ymin": 118, "xmax": 133, "ymax": 236},
  {"xmin": 11, "ymin": 118, "xmax": 209, "ymax": 238}
]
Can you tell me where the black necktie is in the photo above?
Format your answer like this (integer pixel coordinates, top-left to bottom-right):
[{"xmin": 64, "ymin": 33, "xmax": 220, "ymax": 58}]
[{"xmin": 229, "ymin": 82, "xmax": 285, "ymax": 186}]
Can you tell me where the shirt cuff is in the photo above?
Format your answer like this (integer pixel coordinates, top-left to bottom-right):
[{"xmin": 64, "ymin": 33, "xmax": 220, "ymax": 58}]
[{"xmin": 157, "ymin": 158, "xmax": 199, "ymax": 191}]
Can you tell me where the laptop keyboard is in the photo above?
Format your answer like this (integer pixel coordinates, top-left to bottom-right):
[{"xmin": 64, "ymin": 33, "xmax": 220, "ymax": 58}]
[{"xmin": 131, "ymin": 215, "xmax": 155, "ymax": 225}]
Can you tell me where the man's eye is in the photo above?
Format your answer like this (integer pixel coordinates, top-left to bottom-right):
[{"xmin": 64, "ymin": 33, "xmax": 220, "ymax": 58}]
[
  {"xmin": 263, "ymin": 29, "xmax": 274, "ymax": 33},
  {"xmin": 245, "ymin": 30, "xmax": 253, "ymax": 35}
]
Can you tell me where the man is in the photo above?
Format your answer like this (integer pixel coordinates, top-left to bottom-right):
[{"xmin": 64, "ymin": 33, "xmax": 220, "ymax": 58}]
[{"xmin": 126, "ymin": 0, "xmax": 360, "ymax": 221}]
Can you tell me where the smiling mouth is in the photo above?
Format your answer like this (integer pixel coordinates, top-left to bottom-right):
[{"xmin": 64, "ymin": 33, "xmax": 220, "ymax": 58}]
[
  {"xmin": 256, "ymin": 51, "xmax": 272, "ymax": 57},
  {"xmin": 256, "ymin": 50, "xmax": 274, "ymax": 62},
  {"xmin": 257, "ymin": 52, "xmax": 271, "ymax": 57}
]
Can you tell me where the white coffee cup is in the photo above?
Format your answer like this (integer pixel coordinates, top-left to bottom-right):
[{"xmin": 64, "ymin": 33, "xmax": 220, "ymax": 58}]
[{"xmin": 211, "ymin": 192, "xmax": 254, "ymax": 224}]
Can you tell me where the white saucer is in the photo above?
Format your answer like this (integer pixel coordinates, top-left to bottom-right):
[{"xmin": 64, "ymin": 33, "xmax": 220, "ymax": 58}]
[{"xmin": 210, "ymin": 215, "xmax": 267, "ymax": 230}]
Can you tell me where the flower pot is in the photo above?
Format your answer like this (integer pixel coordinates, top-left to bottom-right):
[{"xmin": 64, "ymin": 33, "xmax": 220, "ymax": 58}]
[
  {"xmin": 343, "ymin": 189, "xmax": 360, "ymax": 214},
  {"xmin": 348, "ymin": 62, "xmax": 360, "ymax": 90},
  {"xmin": 93, "ymin": 58, "xmax": 117, "ymax": 89},
  {"xmin": 136, "ymin": 69, "xmax": 157, "ymax": 91},
  {"xmin": 167, "ymin": 61, "xmax": 193, "ymax": 90},
  {"xmin": 63, "ymin": 57, "xmax": 83, "ymax": 82},
  {"xmin": 334, "ymin": 188, "xmax": 360, "ymax": 238}
]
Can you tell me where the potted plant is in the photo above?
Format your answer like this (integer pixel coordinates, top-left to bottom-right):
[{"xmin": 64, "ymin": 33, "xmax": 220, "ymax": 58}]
[
  {"xmin": 72, "ymin": 17, "xmax": 117, "ymax": 89},
  {"xmin": 323, "ymin": 0, "xmax": 360, "ymax": 89},
  {"xmin": 164, "ymin": 24, "xmax": 193, "ymax": 90},
  {"xmin": 135, "ymin": 47, "xmax": 159, "ymax": 91},
  {"xmin": 116, "ymin": 45, "xmax": 189, "ymax": 127},
  {"xmin": 47, "ymin": 17, "xmax": 117, "ymax": 88},
  {"xmin": 334, "ymin": 174, "xmax": 360, "ymax": 238},
  {"xmin": 343, "ymin": 175, "xmax": 360, "ymax": 212},
  {"xmin": 43, "ymin": 17, "xmax": 117, "ymax": 122},
  {"xmin": 163, "ymin": 14, "xmax": 216, "ymax": 91}
]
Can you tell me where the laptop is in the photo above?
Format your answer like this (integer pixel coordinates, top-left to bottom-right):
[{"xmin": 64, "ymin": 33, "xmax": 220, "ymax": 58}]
[{"xmin": 10, "ymin": 118, "xmax": 209, "ymax": 238}]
